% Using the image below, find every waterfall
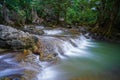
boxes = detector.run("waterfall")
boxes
[0,27,120,80]
[39,34,93,59]
[0,28,94,80]
[35,29,95,80]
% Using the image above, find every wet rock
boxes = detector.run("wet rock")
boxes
[39,53,58,62]
[66,25,72,28]
[10,40,25,49]
[79,26,89,34]
[17,52,41,80]
[0,25,38,49]
[32,36,39,43]
[69,29,80,34]
[23,25,44,35]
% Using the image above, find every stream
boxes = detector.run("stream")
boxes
[0,27,120,80]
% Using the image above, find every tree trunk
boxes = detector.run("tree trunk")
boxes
[32,8,43,24]
[2,1,14,25]
[92,0,120,39]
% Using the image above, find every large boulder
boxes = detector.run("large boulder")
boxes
[0,25,38,49]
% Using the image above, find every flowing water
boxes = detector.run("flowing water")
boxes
[0,27,120,80]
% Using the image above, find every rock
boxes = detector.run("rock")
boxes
[32,46,40,55]
[10,40,25,49]
[39,53,58,62]
[69,29,80,34]
[23,25,44,35]
[66,25,72,28]
[0,25,39,49]
[16,52,41,80]
[32,36,39,43]
[0,39,10,48]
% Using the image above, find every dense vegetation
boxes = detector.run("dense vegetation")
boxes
[0,0,97,25]
[0,0,120,40]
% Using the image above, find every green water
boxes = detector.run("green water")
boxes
[48,41,120,80]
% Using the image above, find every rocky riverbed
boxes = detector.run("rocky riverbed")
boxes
[0,25,120,80]
[0,24,81,79]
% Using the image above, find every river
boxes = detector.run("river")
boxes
[0,27,120,80]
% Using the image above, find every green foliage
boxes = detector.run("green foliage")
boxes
[0,0,119,29]
[0,0,99,25]
[66,0,98,24]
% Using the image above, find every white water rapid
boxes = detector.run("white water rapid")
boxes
[0,28,95,80]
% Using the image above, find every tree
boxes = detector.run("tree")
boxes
[93,0,120,38]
